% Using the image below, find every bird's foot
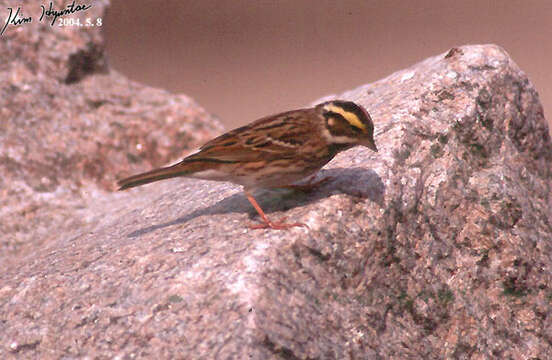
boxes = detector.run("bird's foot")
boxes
[248,216,308,230]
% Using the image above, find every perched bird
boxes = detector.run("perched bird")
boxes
[117,100,378,229]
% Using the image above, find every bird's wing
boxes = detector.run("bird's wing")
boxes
[186,109,316,163]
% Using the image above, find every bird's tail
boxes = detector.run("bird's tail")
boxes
[117,162,193,190]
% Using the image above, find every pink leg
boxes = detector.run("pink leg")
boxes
[245,191,307,230]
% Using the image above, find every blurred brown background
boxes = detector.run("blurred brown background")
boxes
[103,1,551,130]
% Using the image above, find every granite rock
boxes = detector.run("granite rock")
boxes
[0,0,223,258]
[1,25,551,360]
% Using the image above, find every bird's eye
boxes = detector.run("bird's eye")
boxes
[349,123,364,133]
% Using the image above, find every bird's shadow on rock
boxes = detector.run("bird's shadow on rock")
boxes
[127,167,384,237]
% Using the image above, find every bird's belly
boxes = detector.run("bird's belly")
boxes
[247,165,323,189]
[188,167,318,189]
[188,155,332,190]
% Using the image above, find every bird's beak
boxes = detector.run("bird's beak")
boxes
[361,138,378,152]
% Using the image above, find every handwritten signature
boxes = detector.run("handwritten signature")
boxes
[1,1,92,36]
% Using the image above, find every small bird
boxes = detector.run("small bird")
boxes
[117,100,378,229]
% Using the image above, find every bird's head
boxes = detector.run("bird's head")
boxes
[316,100,378,152]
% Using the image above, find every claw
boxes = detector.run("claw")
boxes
[248,216,308,230]
[244,192,309,230]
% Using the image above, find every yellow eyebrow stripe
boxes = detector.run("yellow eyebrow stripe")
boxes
[324,104,366,131]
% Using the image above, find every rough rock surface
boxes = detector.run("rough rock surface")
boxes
[1,15,551,359]
[0,0,223,258]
